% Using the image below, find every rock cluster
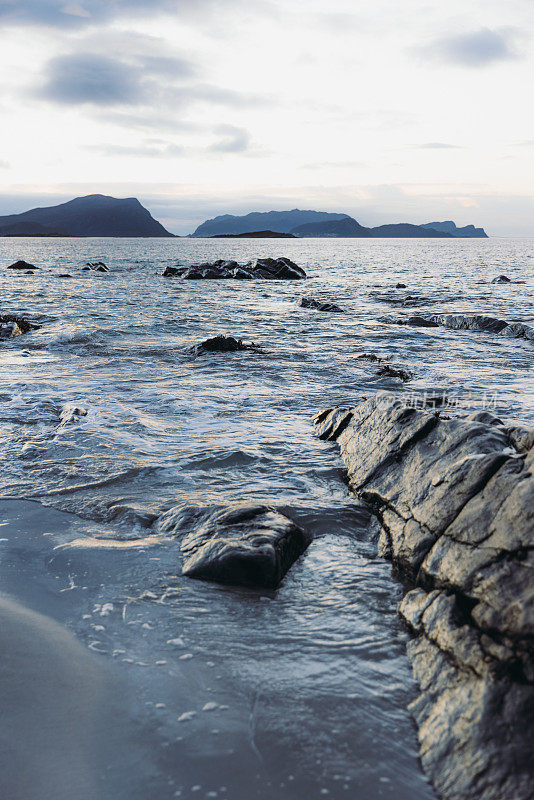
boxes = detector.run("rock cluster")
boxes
[300,297,344,313]
[162,257,306,280]
[155,503,311,589]
[314,397,533,800]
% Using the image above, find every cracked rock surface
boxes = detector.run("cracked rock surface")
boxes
[314,397,533,800]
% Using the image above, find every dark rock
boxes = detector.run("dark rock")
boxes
[428,314,534,341]
[57,273,72,278]
[314,398,534,800]
[162,257,306,281]
[491,275,511,283]
[155,503,311,588]
[396,283,406,288]
[300,297,344,313]
[7,260,39,270]
[25,271,34,275]
[0,314,40,337]
[376,365,413,381]
[87,262,109,272]
[82,266,92,271]
[384,315,440,327]
[190,335,263,356]
[356,353,383,362]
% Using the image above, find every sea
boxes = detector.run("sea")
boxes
[0,236,533,800]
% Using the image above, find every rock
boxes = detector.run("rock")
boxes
[384,313,534,340]
[376,365,413,381]
[58,405,88,427]
[82,266,92,271]
[396,283,407,288]
[491,275,511,283]
[7,260,39,270]
[190,335,263,356]
[155,503,312,589]
[0,314,40,338]
[162,257,306,280]
[382,315,440,328]
[314,397,534,800]
[356,352,383,362]
[57,273,72,278]
[25,270,34,275]
[86,262,109,272]
[300,297,344,313]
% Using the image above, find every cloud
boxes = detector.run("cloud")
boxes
[209,125,251,153]
[87,142,184,158]
[40,53,144,105]
[416,27,521,67]
[0,160,10,169]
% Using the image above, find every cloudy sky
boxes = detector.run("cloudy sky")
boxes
[0,0,533,234]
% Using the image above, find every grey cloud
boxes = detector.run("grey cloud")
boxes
[210,125,251,153]
[417,28,521,67]
[40,53,144,105]
[139,56,196,79]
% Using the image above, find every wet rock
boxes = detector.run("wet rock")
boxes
[86,262,109,272]
[314,397,534,800]
[25,270,34,275]
[300,297,344,313]
[156,503,311,589]
[384,313,534,340]
[356,352,383,362]
[376,365,413,381]
[57,274,72,278]
[0,314,40,338]
[7,260,39,270]
[386,315,440,328]
[162,257,306,280]
[396,283,407,288]
[190,335,263,356]
[58,404,88,427]
[491,275,511,283]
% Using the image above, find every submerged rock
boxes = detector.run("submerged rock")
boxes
[376,365,413,381]
[162,257,306,280]
[156,503,311,589]
[190,335,263,355]
[7,260,39,270]
[383,312,534,340]
[356,352,383,362]
[491,275,511,283]
[314,397,534,800]
[300,297,344,313]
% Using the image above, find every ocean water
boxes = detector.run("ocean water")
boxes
[1,236,533,800]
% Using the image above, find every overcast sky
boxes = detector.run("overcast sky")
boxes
[0,0,533,235]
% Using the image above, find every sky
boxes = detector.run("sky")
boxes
[0,0,533,235]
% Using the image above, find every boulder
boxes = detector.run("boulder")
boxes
[383,313,534,340]
[314,397,534,800]
[491,275,511,283]
[190,335,263,356]
[162,257,306,280]
[0,314,40,338]
[396,282,407,288]
[7,260,38,270]
[155,503,312,589]
[300,297,344,313]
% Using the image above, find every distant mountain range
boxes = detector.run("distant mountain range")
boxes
[0,195,173,237]
[193,210,488,238]
[0,196,488,239]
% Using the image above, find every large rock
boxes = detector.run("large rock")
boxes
[155,503,311,588]
[314,397,534,800]
[189,335,263,356]
[162,257,306,280]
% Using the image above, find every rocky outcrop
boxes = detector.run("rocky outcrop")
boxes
[300,297,344,313]
[86,262,109,272]
[314,397,533,800]
[384,313,534,340]
[155,503,311,588]
[0,314,40,339]
[7,260,39,270]
[162,257,306,280]
[189,335,263,356]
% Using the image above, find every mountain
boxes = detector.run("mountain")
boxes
[421,221,488,238]
[0,194,174,237]
[290,216,372,237]
[192,209,349,237]
[369,223,451,238]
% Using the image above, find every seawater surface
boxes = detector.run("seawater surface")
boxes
[1,237,533,800]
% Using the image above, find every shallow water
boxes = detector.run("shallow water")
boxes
[1,237,533,799]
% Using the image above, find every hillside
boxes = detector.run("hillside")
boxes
[421,221,488,238]
[290,216,371,237]
[0,194,174,237]
[193,209,349,237]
